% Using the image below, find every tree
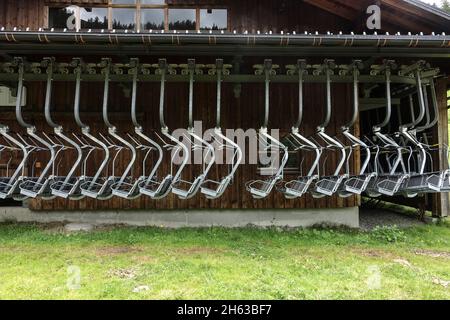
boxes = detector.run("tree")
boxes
[442,0,450,13]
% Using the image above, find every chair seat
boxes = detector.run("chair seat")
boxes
[284,176,317,198]
[341,174,376,195]
[80,178,117,200]
[19,178,52,199]
[172,176,204,199]
[0,179,15,199]
[139,175,173,199]
[111,180,141,199]
[247,177,280,199]
[312,175,346,197]
[50,178,81,199]
[398,172,445,195]
[376,174,409,196]
[201,178,231,199]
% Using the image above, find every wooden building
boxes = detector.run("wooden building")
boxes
[0,0,449,224]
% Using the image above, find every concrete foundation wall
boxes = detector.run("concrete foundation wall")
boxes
[0,207,359,228]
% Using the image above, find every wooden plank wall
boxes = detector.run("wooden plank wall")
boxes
[3,77,358,211]
[0,0,47,29]
[0,0,361,210]
[432,78,450,217]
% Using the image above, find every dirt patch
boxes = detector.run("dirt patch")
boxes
[360,208,424,231]
[432,277,450,288]
[413,249,450,259]
[393,258,413,268]
[96,246,143,256]
[174,247,227,255]
[350,248,396,259]
[131,255,156,264]
[108,268,138,279]
[39,222,67,234]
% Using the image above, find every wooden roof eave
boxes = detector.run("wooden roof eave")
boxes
[303,0,450,33]
[0,30,449,58]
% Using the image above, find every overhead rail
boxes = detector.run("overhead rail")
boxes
[246,59,289,199]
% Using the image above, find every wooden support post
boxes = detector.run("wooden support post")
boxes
[432,78,449,218]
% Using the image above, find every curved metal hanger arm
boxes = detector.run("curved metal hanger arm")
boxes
[294,59,307,129]
[263,59,272,129]
[72,59,88,129]
[417,78,438,132]
[401,67,426,130]
[372,60,396,132]
[130,58,140,129]
[216,59,223,129]
[101,58,114,129]
[43,57,59,129]
[317,59,335,130]
[158,59,168,130]
[15,59,33,129]
[342,61,362,130]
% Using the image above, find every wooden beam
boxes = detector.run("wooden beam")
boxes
[432,78,450,218]
[360,98,401,111]
[380,9,434,33]
[303,0,356,21]
[382,0,450,31]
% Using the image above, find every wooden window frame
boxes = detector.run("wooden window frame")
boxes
[47,1,229,32]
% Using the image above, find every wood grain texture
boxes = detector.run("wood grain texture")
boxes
[3,0,448,211]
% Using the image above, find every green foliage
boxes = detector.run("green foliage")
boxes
[371,225,407,243]
[441,0,450,12]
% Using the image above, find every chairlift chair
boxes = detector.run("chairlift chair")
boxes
[45,59,86,200]
[337,61,376,197]
[310,60,348,198]
[278,60,321,199]
[78,59,122,200]
[171,59,216,200]
[0,129,30,200]
[13,58,58,200]
[365,60,410,197]
[138,59,189,199]
[0,62,32,200]
[395,64,449,196]
[200,59,243,199]
[108,59,146,200]
[246,60,289,199]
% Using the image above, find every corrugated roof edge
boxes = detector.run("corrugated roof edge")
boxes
[404,0,450,20]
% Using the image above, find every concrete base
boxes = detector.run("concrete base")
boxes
[0,207,359,229]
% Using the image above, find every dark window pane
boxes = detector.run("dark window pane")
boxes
[112,0,136,4]
[168,9,196,30]
[141,9,165,30]
[200,9,227,30]
[80,8,108,30]
[141,0,165,4]
[48,6,77,30]
[112,8,136,30]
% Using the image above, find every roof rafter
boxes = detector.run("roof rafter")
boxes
[302,0,356,21]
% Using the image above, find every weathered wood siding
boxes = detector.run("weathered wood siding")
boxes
[0,0,384,211]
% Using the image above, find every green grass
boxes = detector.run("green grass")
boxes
[0,222,449,300]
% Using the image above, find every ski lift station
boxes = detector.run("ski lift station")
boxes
[0,0,449,228]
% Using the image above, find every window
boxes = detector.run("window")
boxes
[200,9,227,30]
[48,1,228,32]
[112,8,136,30]
[112,0,136,4]
[168,9,196,30]
[141,0,165,4]
[141,9,165,30]
[447,89,450,108]
[80,8,108,30]
[48,6,78,30]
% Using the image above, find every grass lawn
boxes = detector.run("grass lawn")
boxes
[0,221,449,300]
